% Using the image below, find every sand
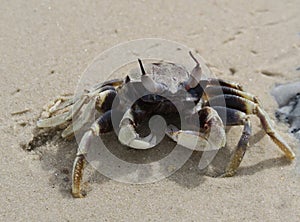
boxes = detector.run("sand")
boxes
[1,1,300,221]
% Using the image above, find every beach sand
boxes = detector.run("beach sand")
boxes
[1,1,300,221]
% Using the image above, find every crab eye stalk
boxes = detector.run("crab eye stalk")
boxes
[189,51,200,66]
[138,59,146,75]
[138,59,167,93]
[125,75,131,83]
[184,51,203,89]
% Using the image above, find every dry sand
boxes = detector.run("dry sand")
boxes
[1,1,300,221]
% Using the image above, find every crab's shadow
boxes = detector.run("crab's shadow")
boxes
[34,128,291,198]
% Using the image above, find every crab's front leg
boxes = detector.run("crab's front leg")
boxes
[166,107,226,152]
[72,111,113,198]
[72,83,120,198]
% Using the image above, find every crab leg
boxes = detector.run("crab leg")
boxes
[48,95,74,114]
[212,105,294,176]
[212,106,247,126]
[61,96,97,138]
[205,86,261,105]
[223,117,252,177]
[72,154,86,198]
[54,88,117,138]
[208,95,295,160]
[37,112,70,128]
[37,94,90,128]
[90,78,124,92]
[256,106,295,160]
[72,111,113,198]
[37,77,122,130]
[211,106,253,176]
[204,78,244,91]
[118,109,157,149]
[72,86,118,197]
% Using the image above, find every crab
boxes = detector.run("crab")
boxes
[34,52,295,198]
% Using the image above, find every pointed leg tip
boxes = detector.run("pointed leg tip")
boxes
[72,190,87,198]
[288,153,296,161]
[215,170,236,178]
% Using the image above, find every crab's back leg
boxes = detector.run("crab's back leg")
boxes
[90,78,124,92]
[203,78,244,91]
[37,78,122,130]
[208,95,295,160]
[205,85,261,105]
[211,106,252,176]
[256,106,295,160]
[224,116,252,177]
[72,110,113,198]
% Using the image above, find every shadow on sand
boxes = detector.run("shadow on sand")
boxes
[27,127,291,198]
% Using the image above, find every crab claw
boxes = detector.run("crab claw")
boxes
[138,59,167,93]
[118,109,158,149]
[166,107,226,151]
[166,125,210,151]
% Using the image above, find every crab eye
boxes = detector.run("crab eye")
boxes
[178,82,184,88]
